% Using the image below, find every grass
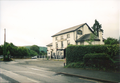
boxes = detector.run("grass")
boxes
[0,58,13,61]
[65,62,120,73]
[51,59,65,62]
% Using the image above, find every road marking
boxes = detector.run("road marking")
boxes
[28,67,55,74]
[0,76,9,83]
[14,70,54,79]
[0,68,40,83]
[27,78,40,83]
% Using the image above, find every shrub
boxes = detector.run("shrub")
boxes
[65,62,84,68]
[66,44,119,65]
[83,53,111,68]
[83,53,109,63]
[66,45,107,65]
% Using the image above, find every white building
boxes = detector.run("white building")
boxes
[47,23,104,59]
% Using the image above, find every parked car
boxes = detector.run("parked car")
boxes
[0,55,3,59]
[31,56,37,59]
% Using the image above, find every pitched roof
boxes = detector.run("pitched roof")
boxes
[46,43,52,46]
[52,23,93,37]
[75,33,100,42]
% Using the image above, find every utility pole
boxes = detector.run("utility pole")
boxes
[3,29,6,60]
[4,29,6,42]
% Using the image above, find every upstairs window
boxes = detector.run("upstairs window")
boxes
[61,36,63,39]
[56,42,58,48]
[77,30,82,35]
[56,37,57,40]
[67,34,70,38]
[61,41,63,48]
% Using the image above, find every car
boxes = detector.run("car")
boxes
[31,56,37,59]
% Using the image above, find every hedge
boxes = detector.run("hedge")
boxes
[66,44,119,65]
[83,53,113,68]
[83,53,109,63]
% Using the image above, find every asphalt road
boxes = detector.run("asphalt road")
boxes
[0,59,98,83]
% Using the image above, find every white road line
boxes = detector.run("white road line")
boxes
[0,76,9,83]
[15,71,53,79]
[28,67,55,74]
[27,78,41,83]
[0,68,40,83]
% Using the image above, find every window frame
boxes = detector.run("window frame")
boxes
[67,34,70,38]
[56,37,57,40]
[61,36,63,39]
[56,42,58,48]
[77,30,82,35]
[67,40,70,45]
[61,41,63,48]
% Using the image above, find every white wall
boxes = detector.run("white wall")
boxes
[47,46,52,56]
[51,24,104,56]
[52,31,76,55]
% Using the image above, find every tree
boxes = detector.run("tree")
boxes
[30,45,39,54]
[104,37,119,45]
[92,19,103,36]
[3,42,7,60]
[0,45,3,55]
[30,50,38,57]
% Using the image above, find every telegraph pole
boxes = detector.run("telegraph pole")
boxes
[4,29,6,42]
[3,29,6,60]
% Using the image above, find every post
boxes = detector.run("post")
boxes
[64,58,66,67]
[3,29,6,60]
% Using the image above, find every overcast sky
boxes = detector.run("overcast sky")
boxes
[0,0,119,47]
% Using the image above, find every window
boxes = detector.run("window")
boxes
[56,37,57,40]
[67,40,70,45]
[61,41,63,48]
[77,30,82,35]
[56,42,58,48]
[61,36,63,39]
[67,34,70,38]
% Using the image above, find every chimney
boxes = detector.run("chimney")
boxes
[99,29,103,44]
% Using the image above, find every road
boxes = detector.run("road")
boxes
[0,59,98,83]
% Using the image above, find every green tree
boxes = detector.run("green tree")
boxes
[3,42,7,60]
[104,37,119,45]
[0,45,3,55]
[92,19,103,36]
[17,47,30,58]
[30,45,39,54]
[30,50,38,57]
[6,43,18,58]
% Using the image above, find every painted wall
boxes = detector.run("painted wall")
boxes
[49,24,104,57]
[47,46,52,56]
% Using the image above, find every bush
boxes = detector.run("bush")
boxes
[104,37,119,45]
[65,62,84,68]
[83,53,112,68]
[83,53,109,63]
[66,44,119,65]
[66,45,107,65]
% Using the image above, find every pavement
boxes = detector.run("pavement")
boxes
[56,67,120,83]
[24,59,120,83]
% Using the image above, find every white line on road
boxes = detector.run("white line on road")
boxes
[27,67,56,74]
[27,78,41,83]
[0,68,40,83]
[14,71,53,79]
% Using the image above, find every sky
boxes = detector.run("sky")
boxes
[0,0,119,47]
